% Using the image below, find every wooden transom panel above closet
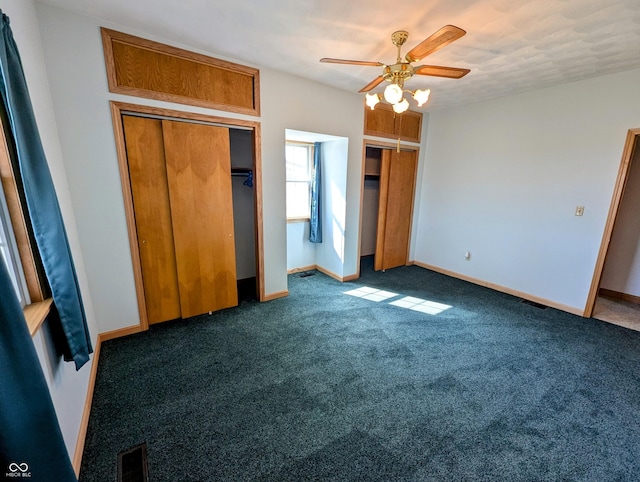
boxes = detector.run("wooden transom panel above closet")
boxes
[102,28,260,116]
[123,115,238,323]
[363,103,423,143]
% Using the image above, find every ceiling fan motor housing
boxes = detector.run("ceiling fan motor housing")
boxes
[385,30,414,86]
[383,63,414,86]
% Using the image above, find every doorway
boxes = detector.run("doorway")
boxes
[359,141,419,275]
[585,129,640,325]
[110,101,264,330]
[284,129,350,281]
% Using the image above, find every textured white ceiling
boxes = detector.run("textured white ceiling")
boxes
[36,0,640,111]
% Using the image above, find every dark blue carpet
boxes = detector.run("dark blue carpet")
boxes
[79,261,640,481]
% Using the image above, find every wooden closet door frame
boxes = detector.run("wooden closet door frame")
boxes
[110,101,265,330]
[356,139,420,278]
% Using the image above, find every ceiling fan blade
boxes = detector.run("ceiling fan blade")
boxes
[320,58,384,67]
[414,65,470,79]
[405,25,466,63]
[359,76,385,93]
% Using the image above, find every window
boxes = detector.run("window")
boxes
[0,188,30,307]
[0,110,47,312]
[285,142,314,220]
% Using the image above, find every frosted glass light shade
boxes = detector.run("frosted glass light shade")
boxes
[383,83,403,104]
[365,93,381,110]
[413,88,431,107]
[392,97,409,113]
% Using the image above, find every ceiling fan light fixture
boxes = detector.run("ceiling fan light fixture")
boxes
[383,83,403,104]
[365,93,381,110]
[320,26,469,113]
[413,88,431,107]
[392,97,410,114]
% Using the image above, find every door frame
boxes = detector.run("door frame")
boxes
[584,128,640,317]
[110,101,265,330]
[356,139,420,278]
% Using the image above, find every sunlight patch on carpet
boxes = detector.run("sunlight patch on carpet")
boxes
[390,296,451,315]
[344,287,451,315]
[343,286,398,302]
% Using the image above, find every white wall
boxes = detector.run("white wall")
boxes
[409,114,429,263]
[600,141,640,297]
[415,68,640,312]
[3,0,99,461]
[316,138,349,277]
[287,221,316,270]
[35,4,365,332]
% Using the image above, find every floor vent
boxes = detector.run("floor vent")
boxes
[118,443,149,482]
[299,271,316,278]
[520,299,548,310]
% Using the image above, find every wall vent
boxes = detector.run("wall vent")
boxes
[117,443,149,482]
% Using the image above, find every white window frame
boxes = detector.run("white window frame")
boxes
[285,141,314,221]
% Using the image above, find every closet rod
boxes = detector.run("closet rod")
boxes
[231,168,253,187]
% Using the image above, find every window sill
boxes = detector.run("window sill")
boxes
[287,217,310,224]
[24,298,53,337]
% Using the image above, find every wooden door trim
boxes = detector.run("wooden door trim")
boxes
[110,101,265,330]
[356,139,420,277]
[584,128,640,317]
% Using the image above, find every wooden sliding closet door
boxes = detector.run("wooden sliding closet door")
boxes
[375,148,418,271]
[162,120,238,317]
[123,115,238,324]
[124,115,181,324]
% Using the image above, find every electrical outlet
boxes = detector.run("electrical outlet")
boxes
[575,206,584,216]
[465,251,471,260]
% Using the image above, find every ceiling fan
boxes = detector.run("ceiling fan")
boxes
[320,26,470,111]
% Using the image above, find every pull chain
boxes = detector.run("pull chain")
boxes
[396,111,401,152]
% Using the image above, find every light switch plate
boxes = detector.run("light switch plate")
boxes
[575,206,584,216]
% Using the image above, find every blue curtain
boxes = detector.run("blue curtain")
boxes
[0,11,92,370]
[309,142,322,243]
[0,261,78,481]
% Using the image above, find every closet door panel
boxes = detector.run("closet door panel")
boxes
[162,120,238,317]
[123,115,181,324]
[382,149,417,269]
[376,149,417,270]
[374,149,391,271]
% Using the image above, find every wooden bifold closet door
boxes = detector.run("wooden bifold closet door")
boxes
[123,115,238,324]
[374,148,418,271]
